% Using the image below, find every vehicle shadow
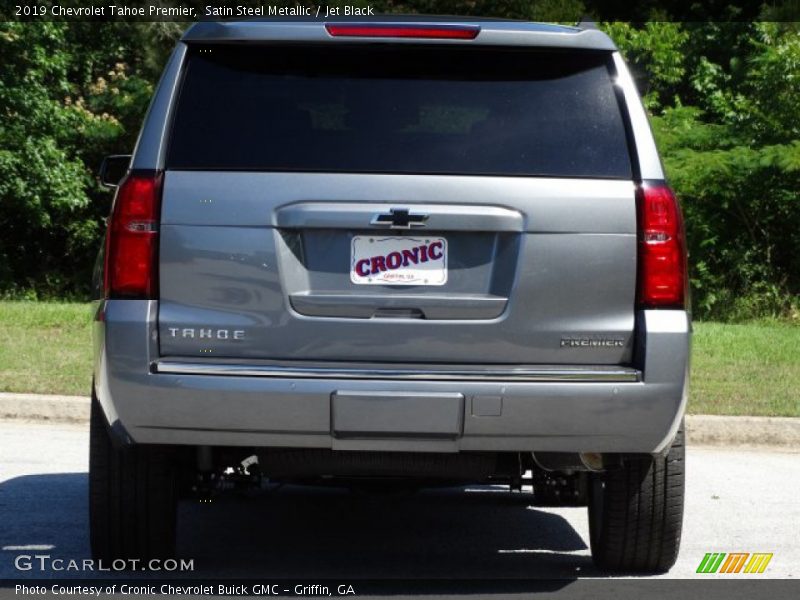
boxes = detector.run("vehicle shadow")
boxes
[0,473,599,585]
[182,484,594,580]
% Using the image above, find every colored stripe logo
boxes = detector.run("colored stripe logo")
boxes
[697,553,773,574]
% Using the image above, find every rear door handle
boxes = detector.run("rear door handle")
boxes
[289,292,508,320]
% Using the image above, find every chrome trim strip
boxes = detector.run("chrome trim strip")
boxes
[153,361,640,383]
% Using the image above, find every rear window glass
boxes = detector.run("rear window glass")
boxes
[167,45,632,178]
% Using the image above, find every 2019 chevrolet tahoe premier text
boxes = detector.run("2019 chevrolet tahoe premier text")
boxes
[90,18,689,573]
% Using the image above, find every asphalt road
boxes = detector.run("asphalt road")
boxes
[1,420,798,581]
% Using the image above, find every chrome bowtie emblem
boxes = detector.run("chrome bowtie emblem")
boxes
[370,208,429,230]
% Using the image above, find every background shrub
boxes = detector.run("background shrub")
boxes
[0,5,797,320]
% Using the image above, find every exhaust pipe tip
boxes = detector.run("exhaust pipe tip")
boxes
[531,451,604,472]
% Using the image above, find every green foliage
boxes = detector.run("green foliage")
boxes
[0,22,163,298]
[620,21,800,320]
[601,21,689,110]
[653,106,800,319]
[1,13,798,321]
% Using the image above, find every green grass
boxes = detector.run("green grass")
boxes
[0,301,93,396]
[689,321,800,417]
[0,301,798,416]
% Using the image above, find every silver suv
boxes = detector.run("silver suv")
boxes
[91,18,689,573]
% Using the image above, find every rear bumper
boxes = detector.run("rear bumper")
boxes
[93,301,689,454]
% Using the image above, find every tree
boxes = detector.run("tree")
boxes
[1,11,798,320]
[607,21,800,319]
[0,22,159,298]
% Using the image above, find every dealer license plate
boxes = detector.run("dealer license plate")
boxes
[350,236,447,286]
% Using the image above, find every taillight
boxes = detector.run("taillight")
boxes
[103,171,162,299]
[636,181,687,309]
[325,23,480,39]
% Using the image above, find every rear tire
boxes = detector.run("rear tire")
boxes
[89,392,178,562]
[588,422,685,573]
